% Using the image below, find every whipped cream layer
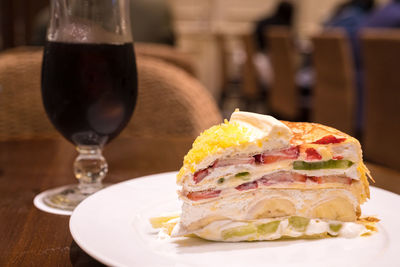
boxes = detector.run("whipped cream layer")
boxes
[186,218,369,242]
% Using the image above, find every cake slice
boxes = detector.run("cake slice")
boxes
[158,110,376,241]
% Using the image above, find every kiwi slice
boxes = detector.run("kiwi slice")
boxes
[293,160,354,170]
[221,224,257,240]
[288,216,310,232]
[257,221,280,235]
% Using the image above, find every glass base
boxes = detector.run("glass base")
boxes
[34,184,108,214]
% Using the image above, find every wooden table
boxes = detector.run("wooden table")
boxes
[0,136,193,266]
[0,136,399,266]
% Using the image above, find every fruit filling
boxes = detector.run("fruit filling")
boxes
[186,172,353,201]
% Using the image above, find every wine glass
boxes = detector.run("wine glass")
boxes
[38,0,137,212]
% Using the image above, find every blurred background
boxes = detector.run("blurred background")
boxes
[0,0,399,171]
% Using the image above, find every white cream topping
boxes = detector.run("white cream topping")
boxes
[230,111,292,143]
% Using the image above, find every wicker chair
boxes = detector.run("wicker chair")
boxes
[0,47,58,141]
[0,46,221,141]
[311,30,356,136]
[360,29,400,171]
[134,42,196,76]
[123,56,222,139]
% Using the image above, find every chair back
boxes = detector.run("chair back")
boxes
[134,43,196,76]
[0,47,59,141]
[267,26,298,119]
[311,30,356,135]
[240,33,259,100]
[0,47,221,141]
[360,29,400,171]
[123,56,222,139]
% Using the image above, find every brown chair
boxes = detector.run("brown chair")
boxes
[134,42,196,76]
[311,29,356,135]
[241,33,260,101]
[215,33,229,105]
[216,33,260,108]
[266,26,299,120]
[123,56,222,139]
[360,29,400,171]
[0,47,59,141]
[0,46,222,141]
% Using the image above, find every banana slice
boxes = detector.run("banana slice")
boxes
[311,197,356,221]
[248,198,296,219]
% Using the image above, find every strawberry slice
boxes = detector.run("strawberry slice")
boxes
[187,189,221,201]
[305,148,322,160]
[235,181,258,191]
[312,135,346,144]
[293,173,307,182]
[308,176,321,183]
[261,146,299,164]
[193,168,209,184]
[253,154,263,163]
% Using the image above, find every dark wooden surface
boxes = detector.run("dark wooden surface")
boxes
[0,136,399,266]
[0,136,193,266]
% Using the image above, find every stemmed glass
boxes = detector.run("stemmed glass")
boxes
[38,0,137,212]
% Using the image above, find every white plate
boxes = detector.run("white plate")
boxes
[70,172,400,267]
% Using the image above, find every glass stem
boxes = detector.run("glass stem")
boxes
[74,146,108,195]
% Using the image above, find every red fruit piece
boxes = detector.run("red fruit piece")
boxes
[333,155,343,160]
[293,173,307,182]
[308,176,322,183]
[193,168,209,184]
[305,148,322,160]
[312,135,346,144]
[235,181,258,191]
[253,154,263,163]
[261,146,299,164]
[187,189,221,201]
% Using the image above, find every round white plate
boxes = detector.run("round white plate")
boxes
[70,172,400,267]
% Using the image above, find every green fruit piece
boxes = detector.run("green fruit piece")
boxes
[235,172,249,177]
[293,160,354,170]
[217,178,225,184]
[222,224,257,240]
[329,223,343,232]
[235,172,250,180]
[288,216,310,232]
[257,221,280,235]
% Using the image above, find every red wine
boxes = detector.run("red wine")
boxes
[42,41,137,146]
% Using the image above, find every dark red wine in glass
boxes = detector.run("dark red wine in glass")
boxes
[36,0,137,213]
[42,42,137,146]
